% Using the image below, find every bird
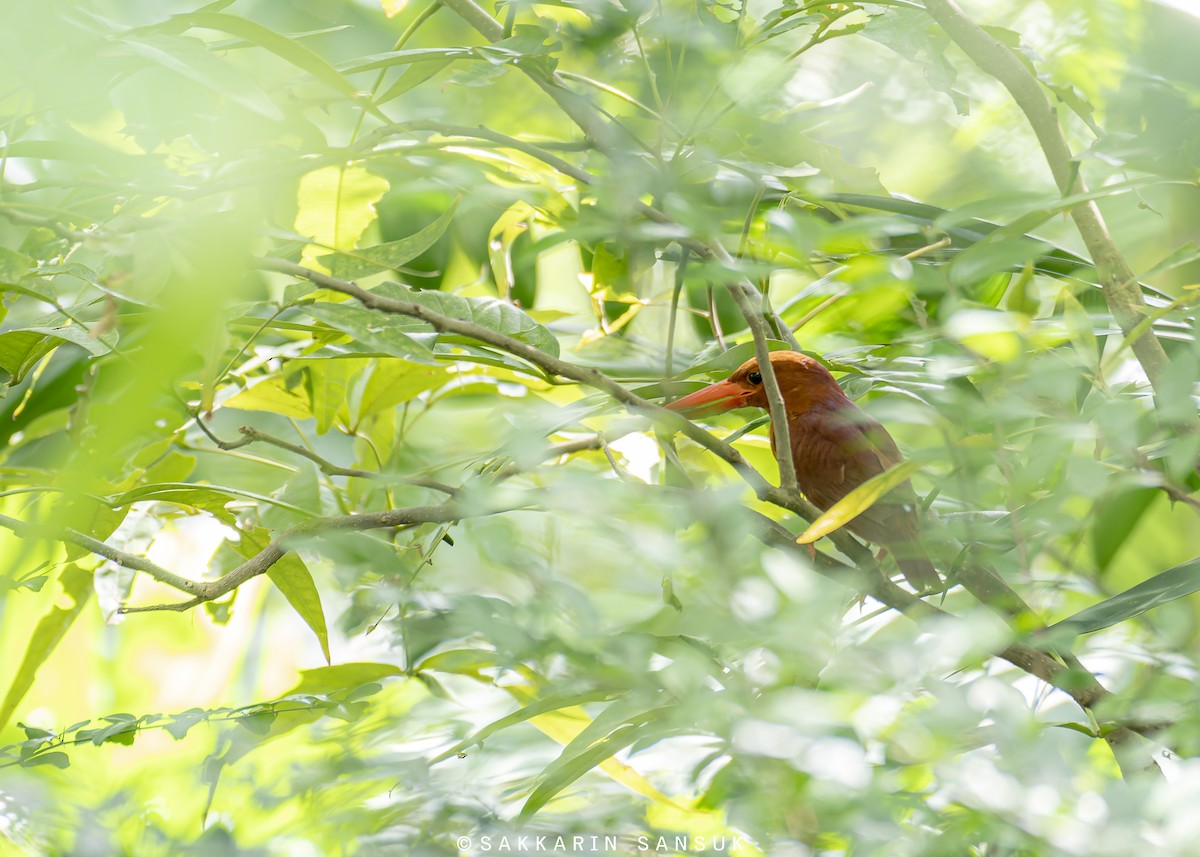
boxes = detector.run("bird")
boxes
[666,350,940,593]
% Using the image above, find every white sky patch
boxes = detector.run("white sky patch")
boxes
[607,432,661,483]
[145,513,236,579]
[1155,0,1200,19]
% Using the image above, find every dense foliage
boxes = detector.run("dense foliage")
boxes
[1,0,1199,854]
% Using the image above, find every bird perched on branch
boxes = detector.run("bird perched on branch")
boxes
[667,351,940,593]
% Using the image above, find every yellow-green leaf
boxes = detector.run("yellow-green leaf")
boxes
[796,459,923,545]
[0,565,93,731]
[296,165,390,266]
[224,376,312,420]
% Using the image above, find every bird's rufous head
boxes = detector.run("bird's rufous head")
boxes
[666,351,844,415]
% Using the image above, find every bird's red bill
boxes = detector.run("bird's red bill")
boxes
[666,379,751,413]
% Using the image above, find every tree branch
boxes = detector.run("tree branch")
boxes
[922,0,1189,424]
[0,513,206,596]
[215,425,458,495]
[118,500,502,613]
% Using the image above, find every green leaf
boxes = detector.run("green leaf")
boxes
[374,57,455,104]
[519,704,673,819]
[306,302,437,361]
[164,708,209,741]
[267,554,331,664]
[1092,487,1158,572]
[177,12,360,99]
[1047,555,1200,638]
[301,358,364,434]
[285,662,404,696]
[317,201,458,280]
[111,483,315,520]
[357,359,449,425]
[429,691,617,764]
[0,565,93,731]
[377,282,561,358]
[338,47,476,75]
[1060,289,1099,372]
[296,165,390,255]
[0,326,115,386]
[230,527,329,662]
[120,33,284,120]
[948,236,1052,287]
[796,459,924,545]
[223,376,313,420]
[20,751,70,769]
[0,246,33,283]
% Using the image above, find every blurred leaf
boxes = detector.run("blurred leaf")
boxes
[177,12,360,98]
[357,359,449,425]
[1092,487,1159,573]
[796,459,923,545]
[0,246,34,283]
[223,376,313,420]
[296,165,390,256]
[19,751,70,769]
[120,33,285,120]
[949,237,1052,287]
[519,702,676,819]
[0,327,115,386]
[429,690,617,764]
[0,565,92,731]
[1047,554,1200,637]
[286,662,404,696]
[303,358,362,434]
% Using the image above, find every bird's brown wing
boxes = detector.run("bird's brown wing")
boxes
[790,405,920,546]
[790,404,939,591]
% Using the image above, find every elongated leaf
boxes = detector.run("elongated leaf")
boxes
[235,528,329,663]
[357,360,449,425]
[111,483,316,520]
[0,326,116,385]
[1047,555,1200,637]
[519,703,675,819]
[223,375,313,419]
[375,57,455,104]
[1092,487,1158,572]
[338,47,476,74]
[121,34,284,120]
[317,201,458,279]
[286,662,404,696]
[796,459,924,545]
[268,556,330,663]
[0,565,93,731]
[429,691,618,764]
[178,12,359,98]
[948,236,1051,287]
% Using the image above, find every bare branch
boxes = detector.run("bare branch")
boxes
[0,514,205,596]
[225,426,459,495]
[118,501,506,613]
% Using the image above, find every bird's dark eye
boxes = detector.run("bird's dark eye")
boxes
[747,371,762,385]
